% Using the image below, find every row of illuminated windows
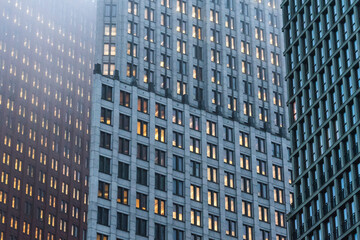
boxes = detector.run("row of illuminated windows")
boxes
[97,203,286,236]
[124,20,280,48]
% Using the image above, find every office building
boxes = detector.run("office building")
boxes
[283,0,360,239]
[0,0,95,239]
[89,0,293,239]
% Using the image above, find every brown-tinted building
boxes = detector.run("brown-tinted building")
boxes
[0,0,95,239]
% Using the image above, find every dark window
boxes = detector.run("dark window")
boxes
[100,131,111,149]
[136,218,147,236]
[155,149,166,166]
[137,168,148,185]
[155,173,166,191]
[118,162,129,180]
[118,137,130,155]
[258,182,268,199]
[173,179,184,196]
[272,142,282,158]
[101,84,113,102]
[155,223,166,240]
[173,229,184,240]
[117,212,128,231]
[172,132,184,148]
[119,114,130,131]
[97,207,109,226]
[173,155,184,172]
[137,143,148,161]
[120,91,131,107]
[256,137,266,153]
[191,161,201,177]
[172,109,183,125]
[99,156,110,174]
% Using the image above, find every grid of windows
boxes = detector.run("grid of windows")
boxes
[89,0,292,239]
[284,0,360,239]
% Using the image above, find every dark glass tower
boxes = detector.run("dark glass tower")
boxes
[283,0,360,239]
[0,0,95,239]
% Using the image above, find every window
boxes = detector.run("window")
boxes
[117,187,128,205]
[155,126,166,142]
[98,181,110,200]
[155,149,166,167]
[117,212,128,231]
[190,209,201,226]
[243,225,253,240]
[239,131,249,148]
[191,161,201,177]
[273,165,283,181]
[101,84,113,102]
[207,143,217,159]
[275,211,285,227]
[137,144,148,161]
[208,214,219,231]
[173,179,184,196]
[240,154,251,170]
[257,160,267,176]
[172,132,184,148]
[190,115,200,131]
[208,190,218,207]
[118,137,130,155]
[154,199,166,216]
[120,91,130,107]
[99,156,110,174]
[100,108,112,125]
[97,233,108,240]
[173,155,184,172]
[256,137,266,153]
[225,195,236,212]
[190,137,201,154]
[137,120,148,137]
[136,168,148,186]
[155,103,166,119]
[172,109,183,125]
[97,207,109,226]
[137,97,148,113]
[118,162,129,180]
[206,121,216,136]
[242,200,252,217]
[100,132,111,149]
[272,143,282,158]
[258,205,269,222]
[241,177,251,193]
[173,229,184,240]
[224,172,234,188]
[261,230,270,240]
[258,182,268,199]
[276,235,286,240]
[207,166,218,183]
[243,101,253,116]
[224,126,233,142]
[189,185,201,202]
[136,192,148,211]
[224,149,234,165]
[119,114,130,131]
[155,173,166,191]
[173,204,184,221]
[192,234,202,240]
[155,223,166,240]
[136,218,147,236]
[226,220,236,237]
[274,188,284,204]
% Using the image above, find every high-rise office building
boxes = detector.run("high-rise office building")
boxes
[283,0,360,239]
[0,0,95,239]
[89,0,292,239]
